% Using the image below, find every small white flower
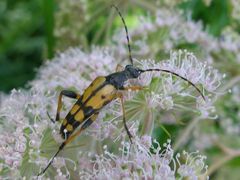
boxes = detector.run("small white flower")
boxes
[160,96,174,110]
[53,157,66,169]
[14,140,26,153]
[176,150,208,179]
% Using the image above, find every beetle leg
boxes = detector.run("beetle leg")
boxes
[49,90,81,123]
[116,93,133,144]
[38,112,98,176]
[115,64,124,72]
[124,86,144,91]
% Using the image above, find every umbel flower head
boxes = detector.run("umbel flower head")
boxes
[0,47,219,179]
[79,136,208,180]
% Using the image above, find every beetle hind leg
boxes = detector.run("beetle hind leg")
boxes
[47,111,55,123]
[47,90,81,123]
[38,112,99,176]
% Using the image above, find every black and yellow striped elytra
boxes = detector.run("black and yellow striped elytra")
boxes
[59,65,143,139]
[60,76,116,139]
[60,65,145,137]
[37,5,206,177]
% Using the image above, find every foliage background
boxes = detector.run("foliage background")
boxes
[0,0,234,92]
[0,0,240,179]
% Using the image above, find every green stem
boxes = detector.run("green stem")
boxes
[207,154,239,177]
[140,109,153,136]
[173,117,201,151]
[92,15,109,44]
[43,0,55,59]
[220,75,240,92]
[212,75,240,104]
[105,10,115,44]
[205,141,240,177]
[131,0,157,12]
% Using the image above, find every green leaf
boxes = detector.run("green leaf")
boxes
[43,0,55,59]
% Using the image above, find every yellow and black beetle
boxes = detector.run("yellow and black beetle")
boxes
[37,5,205,176]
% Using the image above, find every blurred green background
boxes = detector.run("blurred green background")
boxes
[0,0,233,92]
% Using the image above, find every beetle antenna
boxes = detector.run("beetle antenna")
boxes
[143,68,206,101]
[112,5,133,65]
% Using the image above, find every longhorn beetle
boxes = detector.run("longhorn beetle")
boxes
[37,5,205,176]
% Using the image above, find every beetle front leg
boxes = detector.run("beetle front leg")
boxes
[116,93,133,144]
[124,86,144,91]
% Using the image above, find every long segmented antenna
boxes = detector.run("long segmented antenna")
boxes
[112,5,133,65]
[142,68,206,101]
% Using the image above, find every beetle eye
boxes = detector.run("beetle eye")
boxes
[137,69,143,74]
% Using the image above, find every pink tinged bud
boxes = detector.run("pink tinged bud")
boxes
[144,163,153,177]
[5,157,13,166]
[15,141,26,153]
[13,160,21,168]
[6,135,15,144]
[54,172,68,180]
[178,165,195,177]
[140,135,152,148]
[158,164,173,177]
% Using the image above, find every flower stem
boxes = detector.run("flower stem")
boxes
[206,154,237,177]
[173,117,201,151]
[132,0,158,12]
[205,140,240,177]
[140,109,153,136]
[221,76,240,91]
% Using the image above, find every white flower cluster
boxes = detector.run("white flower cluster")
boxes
[114,7,240,71]
[0,90,29,170]
[30,47,115,93]
[156,10,217,52]
[220,27,240,55]
[0,48,116,179]
[79,136,208,180]
[0,46,218,179]
[231,0,240,21]
[113,8,218,59]
[136,50,222,119]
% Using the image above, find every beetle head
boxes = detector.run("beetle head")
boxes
[125,65,143,79]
